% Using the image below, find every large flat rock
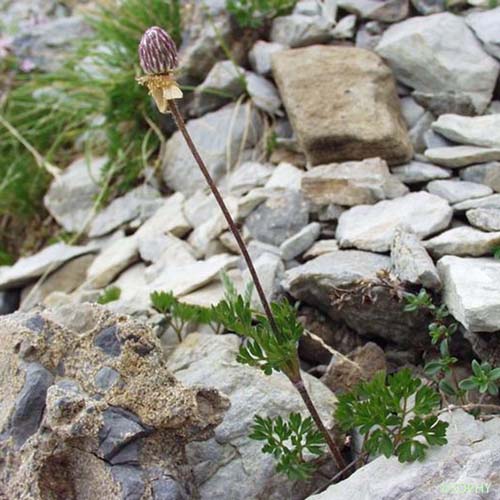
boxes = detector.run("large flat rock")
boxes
[272,46,412,166]
[336,192,452,252]
[437,256,500,332]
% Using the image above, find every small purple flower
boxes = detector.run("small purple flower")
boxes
[139,26,178,75]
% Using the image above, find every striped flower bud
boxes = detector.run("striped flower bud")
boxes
[139,26,178,75]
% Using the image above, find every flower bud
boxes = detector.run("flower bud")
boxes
[139,26,178,75]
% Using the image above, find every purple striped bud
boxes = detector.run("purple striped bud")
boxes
[139,26,178,75]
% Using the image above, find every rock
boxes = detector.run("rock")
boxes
[462,328,500,367]
[0,290,20,315]
[410,0,446,14]
[228,161,272,195]
[338,0,409,22]
[391,227,441,289]
[249,41,286,76]
[466,7,500,60]
[148,254,239,297]
[167,333,338,499]
[0,243,97,290]
[375,13,499,114]
[391,161,451,184]
[409,111,435,153]
[44,156,107,233]
[355,20,383,50]
[0,305,229,498]
[321,342,387,394]
[88,185,161,238]
[270,14,332,48]
[318,204,345,222]
[466,208,500,232]
[138,232,196,264]
[293,0,323,15]
[12,16,93,72]
[438,256,500,332]
[426,179,493,204]
[460,162,500,192]
[412,91,477,117]
[283,250,430,346]
[453,194,500,212]
[331,14,357,39]
[280,223,321,261]
[245,72,282,114]
[304,240,340,259]
[272,46,412,166]
[432,114,500,148]
[301,158,408,206]
[310,410,500,500]
[400,96,426,129]
[162,103,262,195]
[193,60,246,115]
[21,254,95,311]
[423,129,454,150]
[265,162,304,191]
[424,227,500,258]
[337,192,452,252]
[425,146,500,168]
[245,190,309,246]
[86,236,139,288]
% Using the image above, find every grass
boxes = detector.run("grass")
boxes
[0,0,182,257]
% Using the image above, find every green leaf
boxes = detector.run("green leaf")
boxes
[97,286,121,305]
[471,359,482,377]
[439,379,456,397]
[424,360,443,377]
[490,367,500,381]
[458,377,478,391]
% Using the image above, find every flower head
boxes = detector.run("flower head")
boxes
[137,26,182,113]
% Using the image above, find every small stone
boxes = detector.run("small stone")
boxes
[426,179,493,204]
[424,226,500,258]
[318,204,345,222]
[466,7,500,60]
[245,72,281,114]
[432,114,500,149]
[94,325,122,357]
[391,226,441,289]
[228,162,272,196]
[400,96,425,129]
[270,14,332,48]
[425,146,500,168]
[423,129,453,150]
[301,158,408,206]
[410,0,445,14]
[460,162,500,192]
[336,192,452,252]
[303,240,339,259]
[10,362,54,447]
[338,0,409,22]
[94,367,121,391]
[453,193,500,212]
[391,161,451,184]
[265,162,304,191]
[280,222,321,261]
[409,111,435,153]
[466,208,500,232]
[86,236,139,289]
[245,190,309,246]
[331,14,356,39]
[438,256,500,332]
[249,41,286,76]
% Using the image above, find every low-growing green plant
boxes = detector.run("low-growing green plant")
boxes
[97,286,122,305]
[335,369,448,463]
[227,0,296,28]
[459,360,500,397]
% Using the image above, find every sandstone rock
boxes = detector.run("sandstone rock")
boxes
[280,222,321,260]
[376,13,499,114]
[302,158,408,206]
[466,208,500,232]
[391,227,441,289]
[310,410,500,500]
[438,256,500,332]
[432,114,500,148]
[270,14,333,48]
[283,250,430,346]
[321,342,387,394]
[460,162,500,192]
[426,179,493,204]
[466,7,500,60]
[245,190,309,246]
[86,236,139,288]
[336,192,452,252]
[44,156,107,233]
[0,305,229,498]
[167,333,337,500]
[425,146,500,168]
[338,0,409,22]
[162,103,262,195]
[424,227,500,258]
[391,161,451,184]
[249,41,286,76]
[272,46,412,166]
[88,185,161,238]
[0,243,97,290]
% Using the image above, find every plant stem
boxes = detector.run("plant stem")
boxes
[168,100,279,336]
[167,99,346,472]
[293,376,346,471]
